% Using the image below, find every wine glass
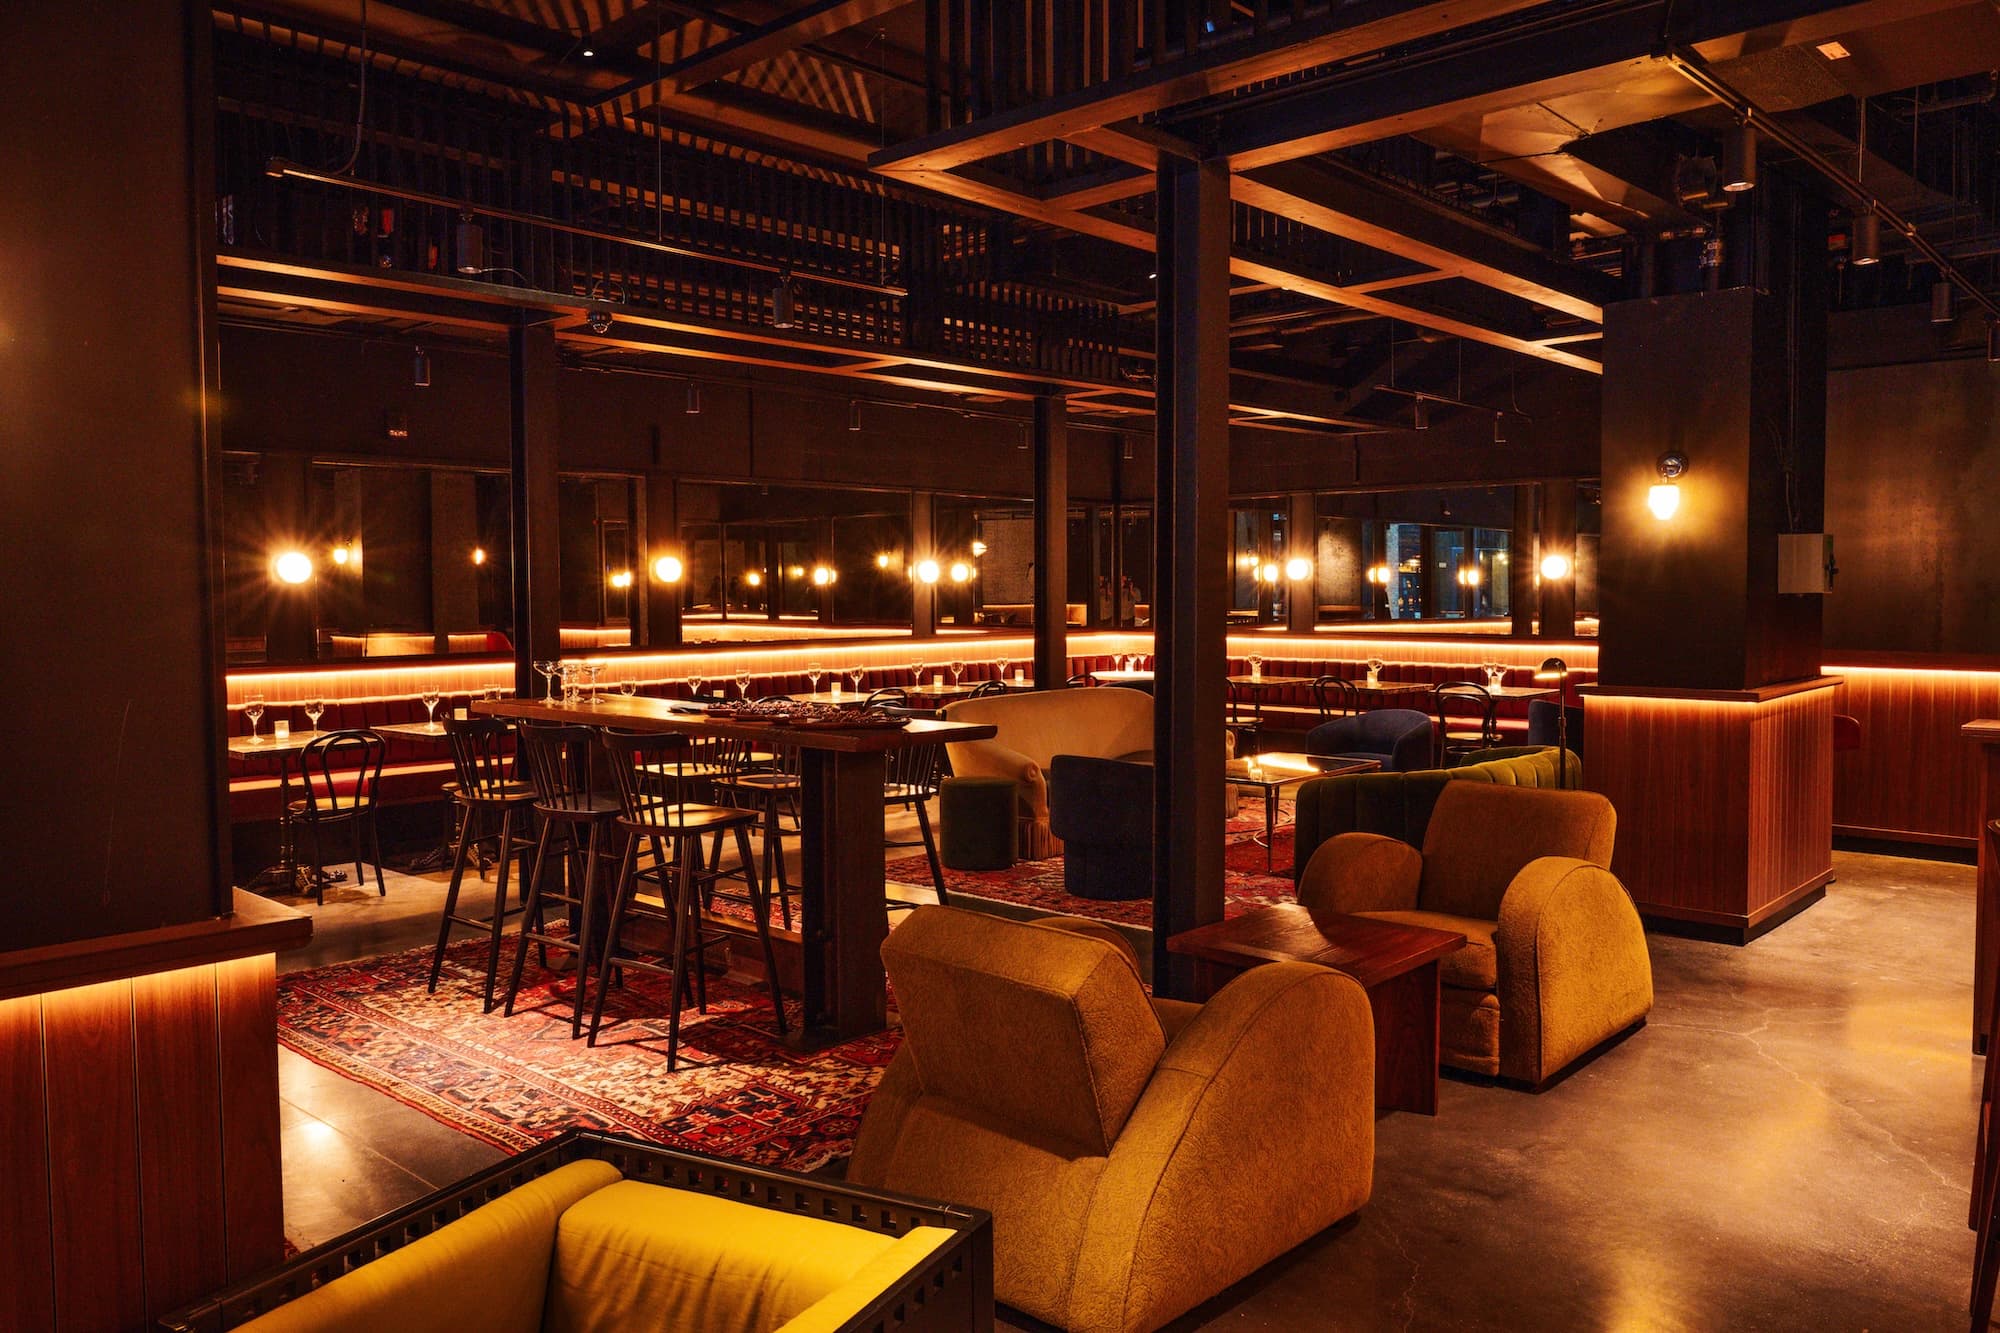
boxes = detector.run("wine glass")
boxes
[583,662,602,704]
[994,657,1009,685]
[421,688,441,729]
[806,661,824,694]
[534,659,558,703]
[303,696,324,734]
[848,665,865,693]
[909,657,926,685]
[688,671,706,700]
[618,678,636,697]
[949,659,966,686]
[735,669,752,700]
[244,694,265,743]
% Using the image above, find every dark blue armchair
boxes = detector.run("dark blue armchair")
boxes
[1047,754,1153,900]
[1527,699,1585,758]
[1304,708,1435,773]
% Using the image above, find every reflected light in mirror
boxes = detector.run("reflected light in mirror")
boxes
[330,544,353,567]
[608,569,634,589]
[652,554,684,583]
[1257,561,1280,583]
[875,552,894,569]
[744,570,764,587]
[273,550,314,584]
[948,561,973,584]
[811,564,837,586]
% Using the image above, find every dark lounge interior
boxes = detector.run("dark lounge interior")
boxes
[9,2,2000,1330]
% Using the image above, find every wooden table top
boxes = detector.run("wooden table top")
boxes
[474,696,996,752]
[1167,902,1465,989]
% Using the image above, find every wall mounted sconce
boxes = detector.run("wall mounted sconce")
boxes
[607,569,634,590]
[811,564,837,587]
[273,550,315,585]
[652,554,684,583]
[472,547,487,566]
[1539,552,1573,581]
[744,570,764,587]
[948,561,973,584]
[330,543,354,567]
[1455,565,1482,588]
[1284,556,1313,582]
[1649,450,1689,521]
[913,559,940,585]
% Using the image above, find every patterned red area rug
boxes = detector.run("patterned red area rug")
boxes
[278,938,896,1172]
[886,812,1299,928]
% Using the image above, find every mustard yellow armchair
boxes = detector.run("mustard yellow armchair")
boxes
[942,688,1153,858]
[1297,781,1652,1086]
[848,907,1375,1333]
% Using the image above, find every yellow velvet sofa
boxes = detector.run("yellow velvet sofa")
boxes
[942,687,1153,858]
[1297,781,1653,1086]
[161,1132,992,1333]
[848,907,1375,1333]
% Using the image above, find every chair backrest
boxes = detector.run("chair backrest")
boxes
[601,729,694,822]
[444,716,516,799]
[968,679,1008,698]
[297,730,385,814]
[519,723,600,813]
[1418,782,1617,921]
[885,739,946,797]
[943,687,1153,771]
[865,686,908,709]
[1312,675,1362,719]
[880,906,1163,1156]
[1305,708,1433,770]
[1526,698,1585,755]
[1434,681,1496,738]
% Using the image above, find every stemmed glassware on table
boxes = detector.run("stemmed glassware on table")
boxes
[534,659,559,703]
[806,661,824,694]
[421,688,442,729]
[735,669,752,700]
[910,657,927,687]
[848,666,866,694]
[244,693,266,744]
[687,672,706,701]
[583,662,603,704]
[994,657,1010,686]
[1483,659,1505,689]
[617,679,636,697]
[304,696,324,734]
[949,659,966,686]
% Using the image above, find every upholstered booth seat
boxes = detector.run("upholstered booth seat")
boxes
[848,907,1375,1333]
[1297,782,1652,1086]
[181,1134,989,1333]
[1290,745,1581,879]
[942,687,1153,858]
[1304,707,1435,772]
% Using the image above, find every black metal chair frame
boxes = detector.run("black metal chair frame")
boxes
[883,736,950,908]
[1312,675,1364,720]
[502,723,621,1038]
[591,730,785,1066]
[1434,680,1502,765]
[709,729,803,932]
[428,716,538,1013]
[967,679,1008,698]
[289,729,388,905]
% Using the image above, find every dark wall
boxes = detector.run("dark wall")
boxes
[1,0,228,946]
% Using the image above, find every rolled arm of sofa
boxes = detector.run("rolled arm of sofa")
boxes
[1296,832,1423,916]
[1065,963,1374,1333]
[946,738,1049,842]
[1494,856,1654,1085]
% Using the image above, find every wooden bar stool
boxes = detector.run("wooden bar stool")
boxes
[501,723,621,1037]
[712,726,803,931]
[427,716,537,1012]
[290,729,388,905]
[589,730,786,1065]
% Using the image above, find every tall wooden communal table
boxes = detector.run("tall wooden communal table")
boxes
[1965,720,2000,1053]
[475,697,996,1045]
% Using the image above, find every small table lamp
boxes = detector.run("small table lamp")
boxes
[1533,656,1571,786]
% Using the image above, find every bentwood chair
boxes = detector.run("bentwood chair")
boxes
[429,716,539,1012]
[967,679,1008,698]
[865,686,909,709]
[1434,681,1501,766]
[290,729,388,905]
[591,730,785,1064]
[1312,675,1364,721]
[502,724,621,1037]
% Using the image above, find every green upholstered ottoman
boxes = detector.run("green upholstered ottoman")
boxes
[941,776,1017,871]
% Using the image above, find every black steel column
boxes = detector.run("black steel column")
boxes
[643,473,682,647]
[1151,154,1232,996]
[1033,394,1069,685]
[1539,481,1578,638]
[1286,491,1317,634]
[910,491,937,637]
[1511,484,1538,636]
[509,319,561,695]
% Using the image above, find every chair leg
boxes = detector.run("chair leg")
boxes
[482,808,516,1014]
[738,823,787,1037]
[303,821,323,907]
[428,803,476,994]
[571,820,601,1041]
[914,797,948,906]
[367,813,386,895]
[503,817,559,1018]
[664,846,698,1072]
[587,835,639,1047]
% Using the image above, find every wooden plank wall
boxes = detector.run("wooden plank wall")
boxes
[0,955,283,1331]
[1828,662,2000,847]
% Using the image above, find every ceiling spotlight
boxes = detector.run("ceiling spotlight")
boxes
[1932,280,1955,325]
[1988,320,1999,364]
[273,550,314,585]
[454,214,484,274]
[1493,415,1507,444]
[686,382,701,415]
[1852,210,1881,266]
[652,554,684,584]
[1721,122,1757,193]
[412,345,431,387]
[771,274,797,328]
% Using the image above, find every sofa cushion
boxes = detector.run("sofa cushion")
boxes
[1356,910,1497,990]
[772,1227,957,1333]
[1418,783,1616,922]
[239,1159,619,1333]
[881,906,1164,1156]
[543,1180,901,1333]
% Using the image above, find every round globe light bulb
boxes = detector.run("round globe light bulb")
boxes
[1284,556,1312,582]
[914,559,940,585]
[1539,553,1573,581]
[273,551,314,584]
[652,554,684,583]
[1648,483,1682,521]
[948,561,973,584]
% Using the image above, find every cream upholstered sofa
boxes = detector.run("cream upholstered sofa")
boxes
[1297,781,1652,1086]
[848,907,1374,1333]
[942,687,1152,858]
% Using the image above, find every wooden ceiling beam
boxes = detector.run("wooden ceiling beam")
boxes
[643,0,917,94]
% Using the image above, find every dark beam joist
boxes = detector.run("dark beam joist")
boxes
[1032,396,1069,688]
[1234,160,1617,322]
[647,0,914,93]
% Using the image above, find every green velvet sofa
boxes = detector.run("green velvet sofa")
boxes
[1291,746,1582,880]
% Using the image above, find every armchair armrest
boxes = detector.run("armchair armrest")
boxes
[1495,857,1654,1085]
[1296,832,1423,915]
[945,739,1046,816]
[1067,963,1374,1333]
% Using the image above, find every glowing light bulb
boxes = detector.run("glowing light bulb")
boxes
[745,571,763,587]
[472,547,486,566]
[273,551,314,584]
[1284,556,1312,582]
[608,569,634,589]
[330,544,352,567]
[913,559,940,584]
[948,561,973,584]
[1539,553,1573,581]
[653,554,684,583]
[1648,483,1682,521]
[811,564,836,587]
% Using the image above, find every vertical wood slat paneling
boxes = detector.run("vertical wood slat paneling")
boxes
[1830,665,2000,844]
[218,954,286,1282]
[1748,689,1836,916]
[42,979,146,1332]
[136,965,229,1314]
[0,994,56,1333]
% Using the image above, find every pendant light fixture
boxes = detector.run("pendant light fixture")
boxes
[771,274,797,328]
[1721,121,1758,193]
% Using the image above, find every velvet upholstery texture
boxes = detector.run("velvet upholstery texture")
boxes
[1303,708,1435,772]
[943,688,1153,858]
[1048,755,1155,900]
[848,907,1375,1333]
[1296,783,1651,1085]
[1290,745,1582,880]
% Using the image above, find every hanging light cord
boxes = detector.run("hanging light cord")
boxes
[331,0,369,176]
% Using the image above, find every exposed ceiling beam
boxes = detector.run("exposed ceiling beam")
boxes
[642,0,915,95]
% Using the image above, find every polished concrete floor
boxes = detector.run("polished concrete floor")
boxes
[271,846,1981,1330]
